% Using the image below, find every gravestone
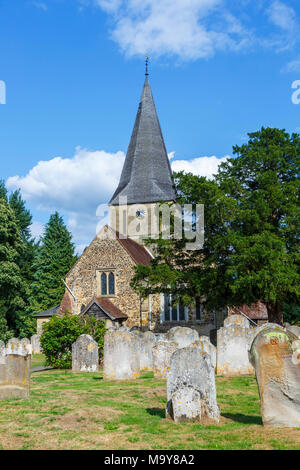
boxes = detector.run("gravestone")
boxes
[103,330,140,380]
[72,334,99,372]
[197,336,217,368]
[31,335,41,355]
[249,326,300,427]
[135,331,157,371]
[286,325,300,339]
[166,327,199,349]
[217,314,253,376]
[152,341,178,378]
[166,343,220,423]
[0,339,31,400]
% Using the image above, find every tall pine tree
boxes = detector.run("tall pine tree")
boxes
[29,212,76,314]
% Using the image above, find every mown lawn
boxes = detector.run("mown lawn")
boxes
[0,356,299,450]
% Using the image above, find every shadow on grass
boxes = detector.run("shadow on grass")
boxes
[92,376,103,381]
[222,412,262,425]
[146,408,166,419]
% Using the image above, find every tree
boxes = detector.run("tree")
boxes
[40,312,106,369]
[0,198,27,339]
[132,128,300,325]
[29,212,77,314]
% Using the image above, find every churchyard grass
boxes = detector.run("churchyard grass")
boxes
[0,358,299,450]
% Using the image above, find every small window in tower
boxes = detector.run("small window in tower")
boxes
[101,272,107,296]
[108,272,115,295]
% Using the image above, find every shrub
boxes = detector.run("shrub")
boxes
[40,311,106,369]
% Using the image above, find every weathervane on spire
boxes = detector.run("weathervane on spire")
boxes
[145,56,149,76]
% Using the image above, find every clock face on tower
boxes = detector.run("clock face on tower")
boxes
[136,209,146,219]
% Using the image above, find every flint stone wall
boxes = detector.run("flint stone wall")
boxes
[0,338,31,400]
[166,327,199,349]
[152,341,178,378]
[103,330,140,380]
[166,343,220,423]
[250,326,300,427]
[72,334,99,372]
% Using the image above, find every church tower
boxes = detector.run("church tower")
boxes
[109,64,177,242]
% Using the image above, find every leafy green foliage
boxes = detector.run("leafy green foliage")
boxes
[132,128,300,324]
[40,312,106,369]
[29,212,77,315]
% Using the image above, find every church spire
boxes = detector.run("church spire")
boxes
[109,69,176,206]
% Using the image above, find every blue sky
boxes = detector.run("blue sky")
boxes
[0,0,300,251]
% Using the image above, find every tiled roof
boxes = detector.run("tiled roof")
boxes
[109,76,176,206]
[81,297,128,321]
[33,305,59,318]
[229,301,268,320]
[116,231,152,266]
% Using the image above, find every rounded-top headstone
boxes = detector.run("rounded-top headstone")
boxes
[249,326,300,427]
[72,334,99,373]
[166,327,199,349]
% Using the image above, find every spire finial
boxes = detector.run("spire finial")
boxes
[145,56,149,76]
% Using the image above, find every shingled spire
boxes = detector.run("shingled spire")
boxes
[109,74,176,206]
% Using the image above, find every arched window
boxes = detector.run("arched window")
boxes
[108,272,115,295]
[101,272,107,295]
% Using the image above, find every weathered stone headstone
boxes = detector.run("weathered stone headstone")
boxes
[103,330,140,380]
[166,326,199,349]
[217,314,253,376]
[249,326,300,427]
[197,336,217,368]
[166,343,220,423]
[31,335,41,355]
[135,331,157,371]
[0,339,31,400]
[152,341,178,378]
[286,325,300,339]
[72,334,99,372]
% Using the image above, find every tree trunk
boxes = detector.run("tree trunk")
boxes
[266,302,283,326]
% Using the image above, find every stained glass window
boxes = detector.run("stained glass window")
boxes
[108,272,115,295]
[101,272,107,295]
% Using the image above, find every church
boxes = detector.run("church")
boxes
[35,70,217,336]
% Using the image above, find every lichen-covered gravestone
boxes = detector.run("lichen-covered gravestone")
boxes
[72,334,99,372]
[166,327,199,349]
[197,336,217,369]
[286,325,300,339]
[217,314,254,376]
[31,335,41,355]
[103,330,140,380]
[0,338,31,400]
[249,326,300,427]
[152,341,178,378]
[166,343,220,423]
[133,331,157,371]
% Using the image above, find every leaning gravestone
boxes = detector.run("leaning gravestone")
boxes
[166,327,199,349]
[103,330,140,380]
[31,335,41,355]
[249,326,300,427]
[166,343,220,423]
[217,314,254,376]
[72,334,99,372]
[0,338,31,400]
[152,341,178,378]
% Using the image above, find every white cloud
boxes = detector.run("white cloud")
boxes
[32,1,48,10]
[93,0,252,61]
[7,148,228,245]
[171,155,229,178]
[283,57,300,72]
[7,147,125,245]
[267,0,296,31]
